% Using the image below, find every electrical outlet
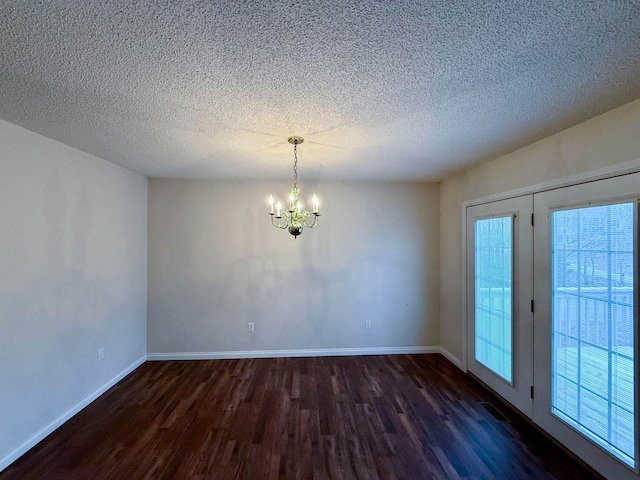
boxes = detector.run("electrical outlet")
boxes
[98,348,105,361]
[365,321,371,330]
[248,322,255,332]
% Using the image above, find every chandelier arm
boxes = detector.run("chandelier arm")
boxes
[271,215,290,229]
[304,214,319,228]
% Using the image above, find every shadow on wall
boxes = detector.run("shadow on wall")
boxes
[155,256,411,351]
[147,180,437,353]
[2,169,143,448]
[150,199,425,352]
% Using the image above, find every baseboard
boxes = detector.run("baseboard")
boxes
[147,346,440,360]
[0,347,462,472]
[0,355,146,473]
[439,347,464,371]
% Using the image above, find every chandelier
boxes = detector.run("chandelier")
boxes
[268,136,320,238]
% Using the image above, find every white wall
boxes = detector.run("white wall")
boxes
[0,120,148,468]
[148,179,440,356]
[440,98,640,362]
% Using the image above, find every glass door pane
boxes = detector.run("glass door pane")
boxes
[551,202,635,466]
[475,216,513,382]
[534,173,640,480]
[466,194,533,417]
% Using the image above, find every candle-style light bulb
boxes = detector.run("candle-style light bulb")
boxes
[297,201,302,213]
[268,194,274,214]
[312,193,319,213]
[289,194,295,211]
[276,201,282,217]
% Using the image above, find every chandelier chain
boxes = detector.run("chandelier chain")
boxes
[293,142,298,188]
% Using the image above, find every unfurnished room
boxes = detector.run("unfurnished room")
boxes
[1,1,640,479]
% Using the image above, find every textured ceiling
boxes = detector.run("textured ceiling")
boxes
[1,1,639,181]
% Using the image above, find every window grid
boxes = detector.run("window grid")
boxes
[474,216,513,383]
[551,203,635,466]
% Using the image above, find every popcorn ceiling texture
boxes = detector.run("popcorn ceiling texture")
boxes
[1,0,639,180]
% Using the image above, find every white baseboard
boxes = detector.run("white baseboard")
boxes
[439,347,464,371]
[147,346,440,360]
[0,355,146,473]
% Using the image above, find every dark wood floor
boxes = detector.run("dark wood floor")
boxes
[1,354,600,480]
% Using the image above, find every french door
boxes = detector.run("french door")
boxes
[466,195,534,417]
[468,172,640,479]
[533,174,639,479]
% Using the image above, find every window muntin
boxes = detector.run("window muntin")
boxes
[474,216,513,383]
[551,202,635,466]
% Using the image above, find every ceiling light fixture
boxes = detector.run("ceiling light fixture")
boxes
[268,136,320,239]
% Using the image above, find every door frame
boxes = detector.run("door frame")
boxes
[460,158,640,372]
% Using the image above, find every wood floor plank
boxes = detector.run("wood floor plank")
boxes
[0,354,603,480]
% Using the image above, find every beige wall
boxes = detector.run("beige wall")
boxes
[0,120,148,467]
[148,179,440,355]
[439,98,640,362]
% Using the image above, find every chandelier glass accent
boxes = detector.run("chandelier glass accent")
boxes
[268,136,320,238]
